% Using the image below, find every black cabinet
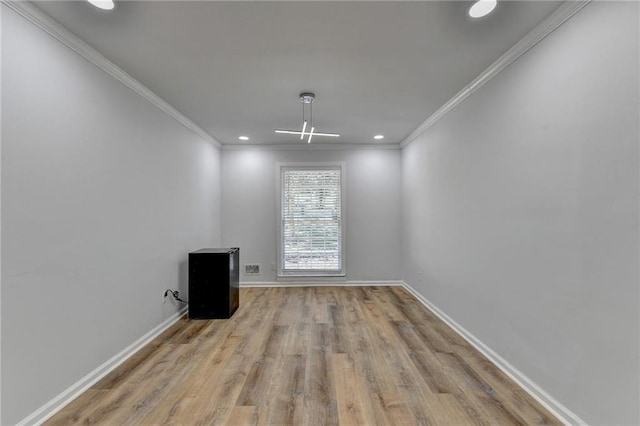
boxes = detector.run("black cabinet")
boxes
[188,248,239,319]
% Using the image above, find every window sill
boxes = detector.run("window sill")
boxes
[276,274,346,282]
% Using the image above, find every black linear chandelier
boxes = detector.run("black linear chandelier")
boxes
[275,92,340,143]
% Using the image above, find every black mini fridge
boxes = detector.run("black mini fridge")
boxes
[188,248,239,319]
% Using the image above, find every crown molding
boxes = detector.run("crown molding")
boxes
[222,142,401,151]
[5,0,590,152]
[2,1,221,148]
[400,0,591,148]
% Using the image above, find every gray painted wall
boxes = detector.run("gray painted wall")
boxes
[1,8,221,424]
[401,2,639,424]
[4,1,639,424]
[221,148,402,283]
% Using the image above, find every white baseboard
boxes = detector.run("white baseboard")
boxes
[400,281,586,426]
[19,283,583,425]
[240,280,404,288]
[18,307,188,426]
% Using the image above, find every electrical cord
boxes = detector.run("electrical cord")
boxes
[164,289,188,304]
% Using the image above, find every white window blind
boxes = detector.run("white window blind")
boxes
[281,166,343,274]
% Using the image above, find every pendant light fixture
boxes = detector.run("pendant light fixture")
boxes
[275,92,340,143]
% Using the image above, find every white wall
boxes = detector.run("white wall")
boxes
[402,2,639,424]
[222,148,402,283]
[1,8,221,424]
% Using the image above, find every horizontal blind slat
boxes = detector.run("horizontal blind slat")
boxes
[281,167,342,272]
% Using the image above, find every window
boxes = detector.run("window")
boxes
[279,165,344,276]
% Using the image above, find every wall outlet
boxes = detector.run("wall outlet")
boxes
[244,264,261,275]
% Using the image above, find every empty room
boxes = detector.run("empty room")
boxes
[2,0,639,425]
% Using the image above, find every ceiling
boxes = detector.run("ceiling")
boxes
[33,1,562,146]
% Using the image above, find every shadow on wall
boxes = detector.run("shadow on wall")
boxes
[178,258,189,300]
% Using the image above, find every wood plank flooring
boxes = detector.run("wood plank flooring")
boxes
[45,286,560,425]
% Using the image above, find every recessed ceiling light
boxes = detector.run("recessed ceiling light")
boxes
[87,0,115,10]
[239,136,249,141]
[374,135,385,140]
[468,0,497,18]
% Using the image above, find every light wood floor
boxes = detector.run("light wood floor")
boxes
[46,286,560,425]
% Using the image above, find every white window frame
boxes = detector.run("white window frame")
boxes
[277,162,346,279]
